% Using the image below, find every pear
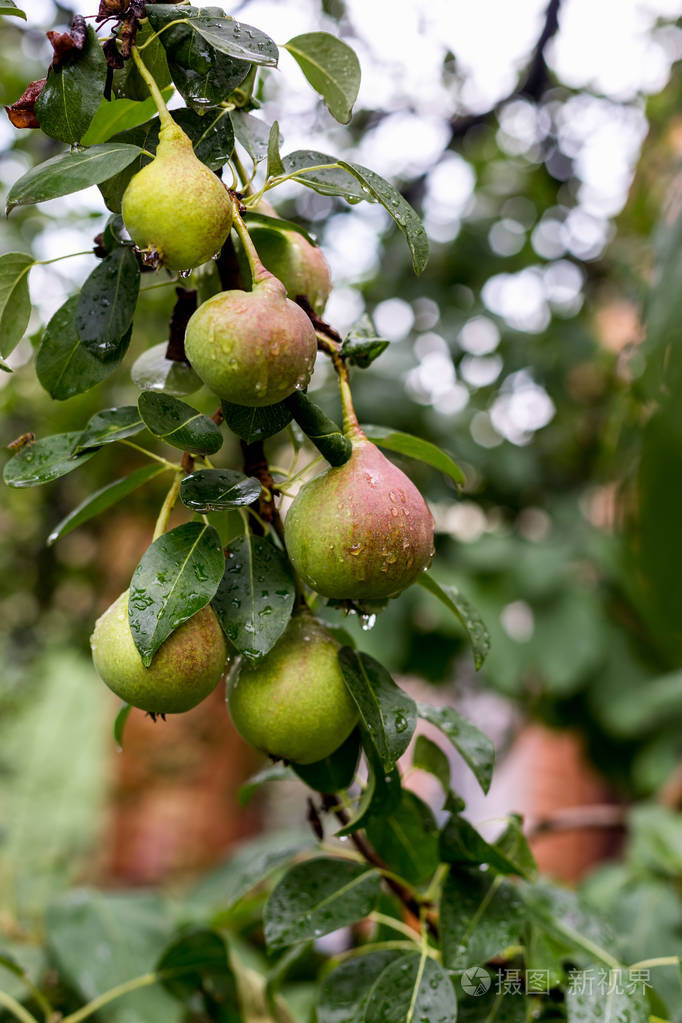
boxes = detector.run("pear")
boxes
[91,590,228,714]
[285,433,435,600]
[227,610,358,764]
[121,119,232,271]
[184,272,317,406]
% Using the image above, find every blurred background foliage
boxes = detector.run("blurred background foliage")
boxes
[3,0,682,988]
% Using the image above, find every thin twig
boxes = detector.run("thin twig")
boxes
[524,803,627,841]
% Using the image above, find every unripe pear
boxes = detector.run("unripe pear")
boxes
[121,119,232,271]
[227,610,358,764]
[90,591,229,714]
[184,273,317,406]
[243,204,332,314]
[285,433,435,600]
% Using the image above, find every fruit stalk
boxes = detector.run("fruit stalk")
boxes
[153,471,182,540]
[230,201,271,287]
[316,330,363,441]
[130,46,173,130]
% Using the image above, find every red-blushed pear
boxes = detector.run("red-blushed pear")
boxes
[227,609,358,765]
[121,118,232,272]
[90,591,229,715]
[285,417,435,601]
[184,210,317,406]
[244,200,332,314]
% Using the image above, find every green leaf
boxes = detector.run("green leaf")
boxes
[34,26,107,144]
[212,534,296,660]
[285,33,360,125]
[36,295,131,400]
[174,106,235,169]
[336,749,401,836]
[284,391,352,466]
[81,91,171,145]
[46,890,181,1023]
[441,869,526,969]
[238,762,292,806]
[138,392,223,455]
[292,729,361,793]
[281,150,366,201]
[417,702,495,794]
[0,252,33,358]
[98,121,159,213]
[338,647,416,771]
[191,16,278,66]
[48,464,163,546]
[280,152,429,273]
[495,814,537,879]
[440,814,534,878]
[342,314,390,368]
[317,950,404,1023]
[160,30,249,112]
[267,119,284,178]
[180,469,262,512]
[73,406,144,453]
[627,803,682,877]
[242,209,317,245]
[7,143,142,211]
[131,341,203,397]
[518,881,621,969]
[566,974,649,1023]
[76,247,140,358]
[157,929,239,1015]
[113,703,132,750]
[0,949,24,977]
[231,111,273,164]
[365,790,440,886]
[221,399,293,443]
[364,954,457,1023]
[0,2,27,19]
[186,830,315,919]
[264,857,381,950]
[416,575,490,670]
[3,432,97,488]
[362,424,465,486]
[128,522,225,666]
[413,734,451,796]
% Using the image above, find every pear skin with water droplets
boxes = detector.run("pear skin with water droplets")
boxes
[285,434,435,600]
[228,610,358,764]
[184,272,317,406]
[121,119,232,271]
[90,590,229,714]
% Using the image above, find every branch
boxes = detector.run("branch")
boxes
[524,803,626,841]
[165,287,197,363]
[241,439,285,542]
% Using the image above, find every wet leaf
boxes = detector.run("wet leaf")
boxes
[440,814,535,879]
[285,33,360,124]
[81,91,170,145]
[76,246,140,359]
[362,424,465,486]
[157,929,239,1014]
[36,295,131,400]
[417,702,495,793]
[7,143,142,211]
[365,790,440,886]
[180,469,262,512]
[238,762,292,807]
[317,950,404,1023]
[0,252,33,358]
[34,25,107,144]
[338,647,416,771]
[191,16,278,66]
[566,973,648,1023]
[73,406,144,453]
[264,857,380,950]
[284,391,352,466]
[266,118,284,178]
[128,522,225,666]
[335,747,401,836]
[413,734,451,796]
[231,111,273,164]
[48,464,163,545]
[281,150,365,201]
[417,574,490,669]
[364,953,457,1023]
[221,399,293,443]
[440,869,527,969]
[3,432,97,488]
[131,341,202,397]
[212,535,295,660]
[112,702,132,749]
[292,729,361,793]
[138,392,223,455]
[342,314,389,368]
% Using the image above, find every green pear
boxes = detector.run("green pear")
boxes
[227,610,358,764]
[91,590,229,714]
[184,273,317,406]
[285,433,435,600]
[121,119,232,271]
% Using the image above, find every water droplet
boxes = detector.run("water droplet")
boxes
[360,613,376,631]
[179,268,192,279]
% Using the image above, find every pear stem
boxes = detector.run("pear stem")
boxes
[315,330,364,441]
[230,201,271,286]
[152,471,182,541]
[131,46,173,129]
